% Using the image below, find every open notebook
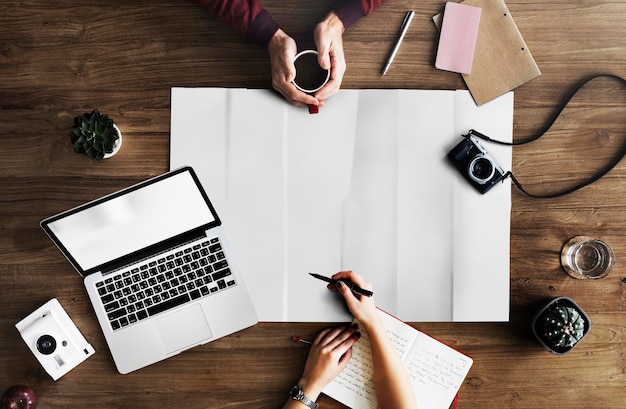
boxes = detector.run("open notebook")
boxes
[323,309,473,409]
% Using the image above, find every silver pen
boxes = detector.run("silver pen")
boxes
[381,11,415,76]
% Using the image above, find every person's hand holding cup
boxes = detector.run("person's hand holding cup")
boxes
[292,50,331,114]
[267,12,345,112]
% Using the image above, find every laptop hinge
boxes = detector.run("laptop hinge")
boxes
[96,227,209,276]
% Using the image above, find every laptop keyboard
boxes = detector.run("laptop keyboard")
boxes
[95,237,236,331]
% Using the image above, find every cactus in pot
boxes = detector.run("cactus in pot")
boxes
[542,303,586,348]
[70,110,121,160]
[531,296,590,354]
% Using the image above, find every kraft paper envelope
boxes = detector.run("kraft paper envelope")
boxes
[434,0,541,105]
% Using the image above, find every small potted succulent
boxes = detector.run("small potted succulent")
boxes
[531,296,590,355]
[70,110,122,160]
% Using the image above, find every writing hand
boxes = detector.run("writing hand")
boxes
[330,271,381,332]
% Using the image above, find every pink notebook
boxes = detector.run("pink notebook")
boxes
[435,2,482,74]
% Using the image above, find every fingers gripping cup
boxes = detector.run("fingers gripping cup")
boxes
[292,50,330,94]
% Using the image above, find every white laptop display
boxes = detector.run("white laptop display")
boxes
[41,166,258,374]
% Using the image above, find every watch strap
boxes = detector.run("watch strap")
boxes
[290,385,318,409]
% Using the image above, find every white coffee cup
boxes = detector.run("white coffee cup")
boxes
[292,50,330,93]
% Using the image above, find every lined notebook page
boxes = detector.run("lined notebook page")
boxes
[323,310,473,409]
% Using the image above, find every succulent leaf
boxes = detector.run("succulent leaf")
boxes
[70,110,119,160]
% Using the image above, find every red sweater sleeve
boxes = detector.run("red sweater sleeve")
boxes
[192,0,279,48]
[333,0,387,29]
[194,0,386,48]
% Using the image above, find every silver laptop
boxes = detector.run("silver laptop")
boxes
[41,166,258,374]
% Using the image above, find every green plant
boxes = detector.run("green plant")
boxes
[70,110,119,160]
[542,304,586,348]
[531,296,590,354]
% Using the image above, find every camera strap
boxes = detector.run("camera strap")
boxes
[470,74,626,198]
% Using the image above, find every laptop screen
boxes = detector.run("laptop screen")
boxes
[42,167,219,276]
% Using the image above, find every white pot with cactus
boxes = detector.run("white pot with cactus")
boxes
[70,110,122,160]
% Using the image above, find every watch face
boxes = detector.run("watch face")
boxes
[290,385,302,398]
[289,385,317,409]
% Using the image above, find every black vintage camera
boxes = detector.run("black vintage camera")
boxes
[447,131,507,194]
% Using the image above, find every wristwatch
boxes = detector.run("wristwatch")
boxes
[289,385,318,409]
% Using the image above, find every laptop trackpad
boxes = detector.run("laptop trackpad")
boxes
[155,304,213,354]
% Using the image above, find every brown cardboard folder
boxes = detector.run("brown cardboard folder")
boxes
[434,0,541,105]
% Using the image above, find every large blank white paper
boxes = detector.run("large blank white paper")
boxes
[170,88,513,322]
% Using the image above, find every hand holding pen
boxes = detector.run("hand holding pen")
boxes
[292,272,417,409]
[309,272,373,297]
[309,271,382,334]
[289,275,367,406]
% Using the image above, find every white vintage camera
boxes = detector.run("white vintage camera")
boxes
[15,298,95,381]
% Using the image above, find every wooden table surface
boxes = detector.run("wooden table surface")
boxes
[2,1,626,408]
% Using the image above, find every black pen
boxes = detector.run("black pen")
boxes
[309,273,374,297]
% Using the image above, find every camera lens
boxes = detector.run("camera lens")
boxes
[36,334,57,355]
[468,155,495,184]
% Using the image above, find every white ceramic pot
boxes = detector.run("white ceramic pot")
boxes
[103,124,123,159]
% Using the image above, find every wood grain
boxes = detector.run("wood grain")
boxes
[1,1,626,408]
